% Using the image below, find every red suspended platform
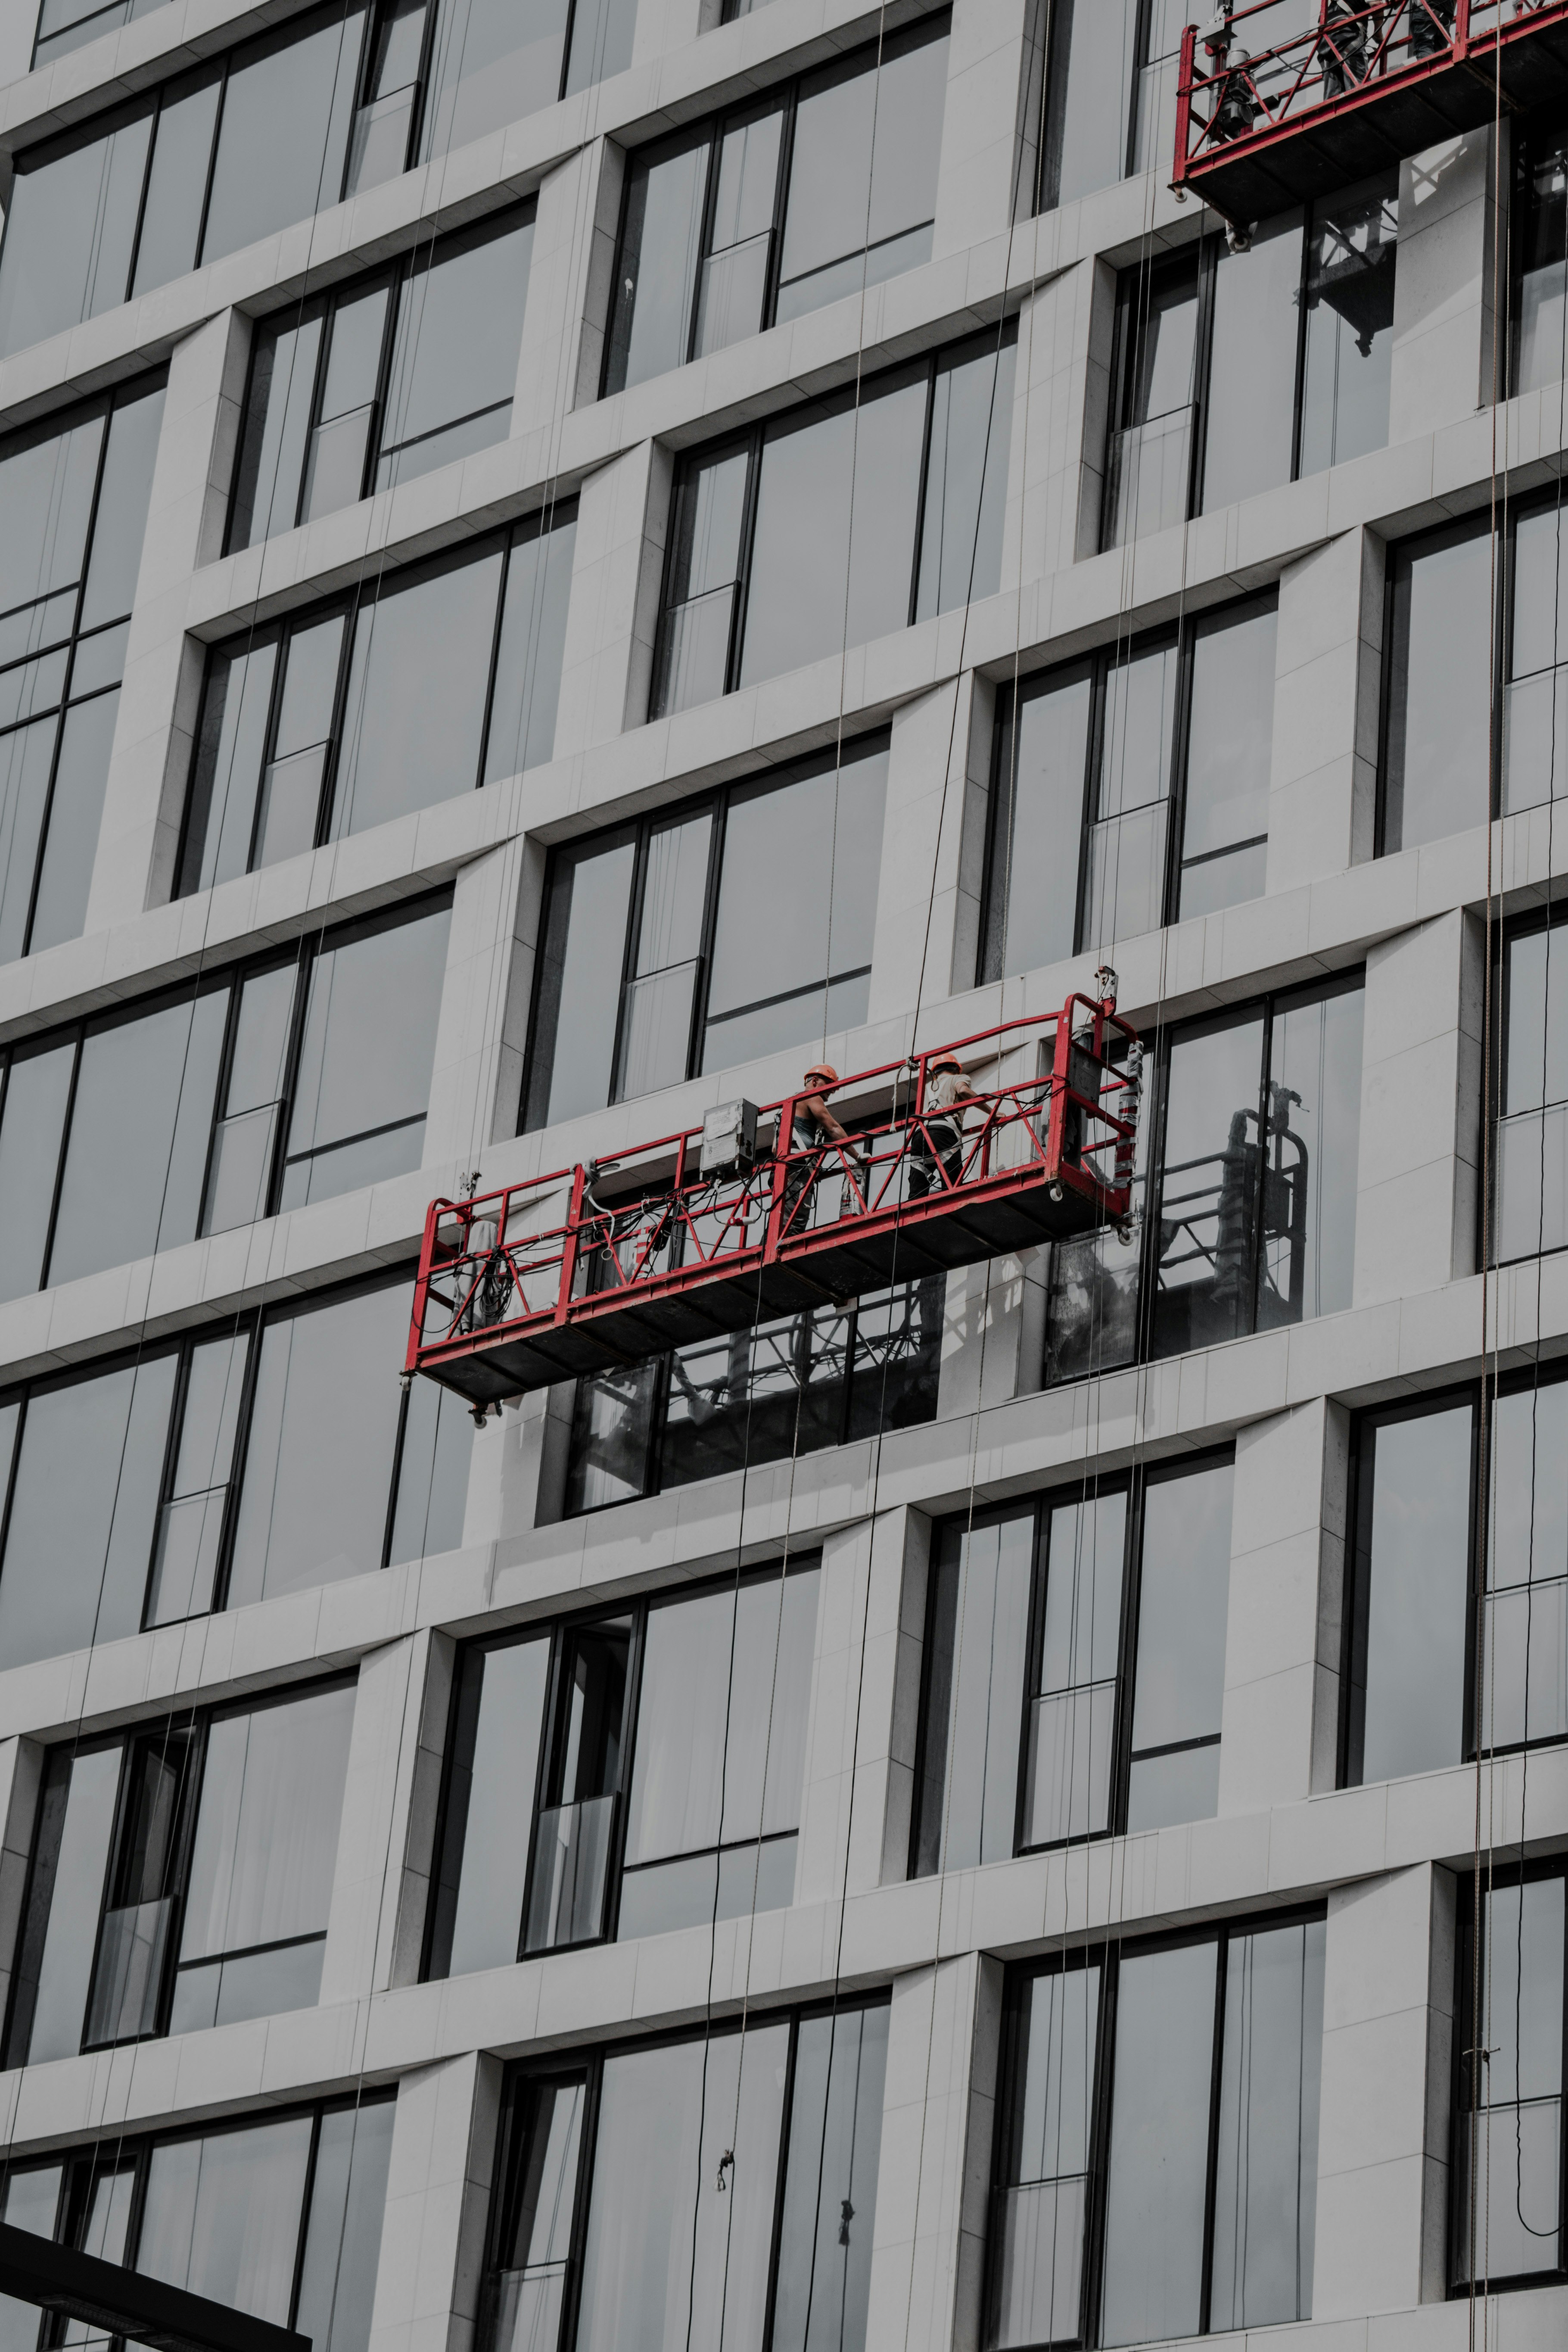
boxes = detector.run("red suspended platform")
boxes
[1174,0,1568,231]
[405,992,1142,1411]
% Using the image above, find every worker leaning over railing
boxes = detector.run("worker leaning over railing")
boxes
[909,1051,980,1199]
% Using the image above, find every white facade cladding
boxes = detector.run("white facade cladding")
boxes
[0,2,1564,2351]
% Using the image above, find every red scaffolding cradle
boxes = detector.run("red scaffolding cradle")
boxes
[404,991,1142,1412]
[1173,0,1568,230]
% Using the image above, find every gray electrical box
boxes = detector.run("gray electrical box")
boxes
[700,1098,758,1177]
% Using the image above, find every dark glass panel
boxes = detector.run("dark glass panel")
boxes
[0,718,61,964]
[293,2102,396,2352]
[1201,212,1304,513]
[28,688,120,953]
[280,901,448,1205]
[992,1964,1099,2349]
[1038,0,1139,211]
[1487,1380,1568,1749]
[1210,1919,1324,2327]
[228,1282,408,1606]
[7,1743,118,2064]
[1178,600,1276,919]
[605,130,708,395]
[657,1302,849,1489]
[0,1355,176,1671]
[1099,1938,1217,2347]
[772,2004,889,2352]
[229,312,325,554]
[777,22,947,320]
[1384,516,1492,853]
[431,1636,550,1978]
[131,67,223,297]
[0,103,154,358]
[333,546,502,837]
[1520,120,1568,392]
[0,407,104,614]
[1349,1402,1472,1785]
[563,1358,658,1512]
[49,987,227,1284]
[563,0,636,93]
[136,2117,314,2322]
[420,0,569,160]
[379,213,534,484]
[482,509,576,781]
[984,664,1090,982]
[656,447,749,714]
[1150,1011,1266,1359]
[1024,1492,1123,1848]
[1300,173,1397,476]
[575,2026,788,2352]
[1261,981,1363,1323]
[1126,1463,1232,1831]
[200,4,367,266]
[693,106,784,361]
[1456,1877,1565,2280]
[0,1043,73,1302]
[914,1509,1033,1874]
[524,829,637,1129]
[614,806,710,1100]
[738,370,927,687]
[147,1329,250,1625]
[0,2165,60,2352]
[180,635,281,893]
[388,1375,473,1564]
[915,324,1016,622]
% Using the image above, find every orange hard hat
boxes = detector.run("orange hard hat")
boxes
[804,1062,839,1086]
[930,1051,962,1072]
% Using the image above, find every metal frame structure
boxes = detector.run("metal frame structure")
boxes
[406,991,1142,1409]
[1173,0,1568,230]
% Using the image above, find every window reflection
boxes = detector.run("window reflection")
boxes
[426,1562,820,1975]
[1454,1869,1567,2286]
[913,1456,1234,1876]
[604,18,948,395]
[1518,109,1568,394]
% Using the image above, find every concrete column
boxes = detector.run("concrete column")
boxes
[1265,526,1381,894]
[868,674,984,1026]
[864,1953,1001,2352]
[322,1631,444,2004]
[1218,1397,1347,1816]
[999,258,1108,590]
[1313,1863,1456,2317]
[551,439,669,754]
[931,0,1033,259]
[513,141,622,434]
[1353,908,1485,1309]
[422,836,536,1175]
[0,1737,42,2031]
[367,2051,504,2352]
[796,1511,915,1907]
[1389,126,1497,445]
[86,307,249,931]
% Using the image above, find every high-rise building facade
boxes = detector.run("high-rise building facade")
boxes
[0,3,1556,2350]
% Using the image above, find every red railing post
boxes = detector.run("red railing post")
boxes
[766,1098,796,1254]
[1454,0,1470,54]
[404,1194,448,1375]
[1173,22,1198,184]
[555,1165,588,1320]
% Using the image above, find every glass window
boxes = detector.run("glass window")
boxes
[1498,908,1568,1262]
[653,328,1013,716]
[229,208,535,550]
[33,0,172,68]
[1034,0,1204,211]
[1382,514,1494,853]
[1345,1366,1568,1782]
[0,100,155,358]
[180,510,573,894]
[1104,180,1394,551]
[488,2000,888,2352]
[1454,1867,1567,2285]
[603,19,948,396]
[982,596,1277,985]
[913,1456,1233,1876]
[990,1918,1324,2347]
[1518,110,1568,395]
[425,1562,819,1976]
[524,735,887,1127]
[4,1681,355,2064]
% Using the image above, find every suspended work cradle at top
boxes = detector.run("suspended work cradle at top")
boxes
[1173,0,1568,230]
[405,988,1142,1413]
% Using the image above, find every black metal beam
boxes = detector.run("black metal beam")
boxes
[0,2224,311,2352]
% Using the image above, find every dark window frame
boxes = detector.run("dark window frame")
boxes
[601,10,950,398]
[910,1446,1235,1877]
[1490,897,1568,1267]
[423,1554,821,1977]
[1,1669,356,2067]
[989,1907,1328,2352]
[979,589,1278,982]
[1032,0,1185,216]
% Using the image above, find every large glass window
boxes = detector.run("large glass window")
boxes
[1346,1367,1568,1780]
[228,207,535,551]
[0,893,451,1301]
[0,374,165,962]
[180,510,573,894]
[604,16,949,394]
[4,1680,355,2064]
[0,1272,470,1672]
[1498,905,1568,1263]
[1103,180,1396,548]
[32,0,168,67]
[425,1560,819,1972]
[0,2096,393,2352]
[982,595,1277,981]
[1515,108,1568,395]
[913,1456,1233,1876]
[652,327,1015,714]
[524,735,887,1128]
[0,0,622,360]
[990,1918,1324,2347]
[1043,976,1363,1386]
[1453,1864,1568,2287]
[485,1998,887,2352]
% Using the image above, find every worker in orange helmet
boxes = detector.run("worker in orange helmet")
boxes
[780,1061,852,1232]
[909,1049,979,1199]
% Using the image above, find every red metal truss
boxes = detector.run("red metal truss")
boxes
[405,992,1142,1411]
[1174,0,1568,229]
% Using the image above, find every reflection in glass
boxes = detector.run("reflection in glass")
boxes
[992,1963,1099,2349]
[914,1511,1033,1874]
[1036,0,1139,212]
[1126,1465,1231,1831]
[1383,515,1492,853]
[1210,1920,1325,2328]
[1299,173,1397,477]
[1455,1876,1565,2282]
[1024,1493,1124,1847]
[1347,1400,1471,1784]
[981,665,1091,984]
[1519,119,1568,394]
[772,2004,889,2352]
[1099,1940,1216,2347]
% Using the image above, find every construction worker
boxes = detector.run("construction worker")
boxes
[779,1062,852,1231]
[909,1051,979,1200]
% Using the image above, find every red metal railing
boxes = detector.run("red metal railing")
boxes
[405,991,1141,1395]
[1174,0,1568,198]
